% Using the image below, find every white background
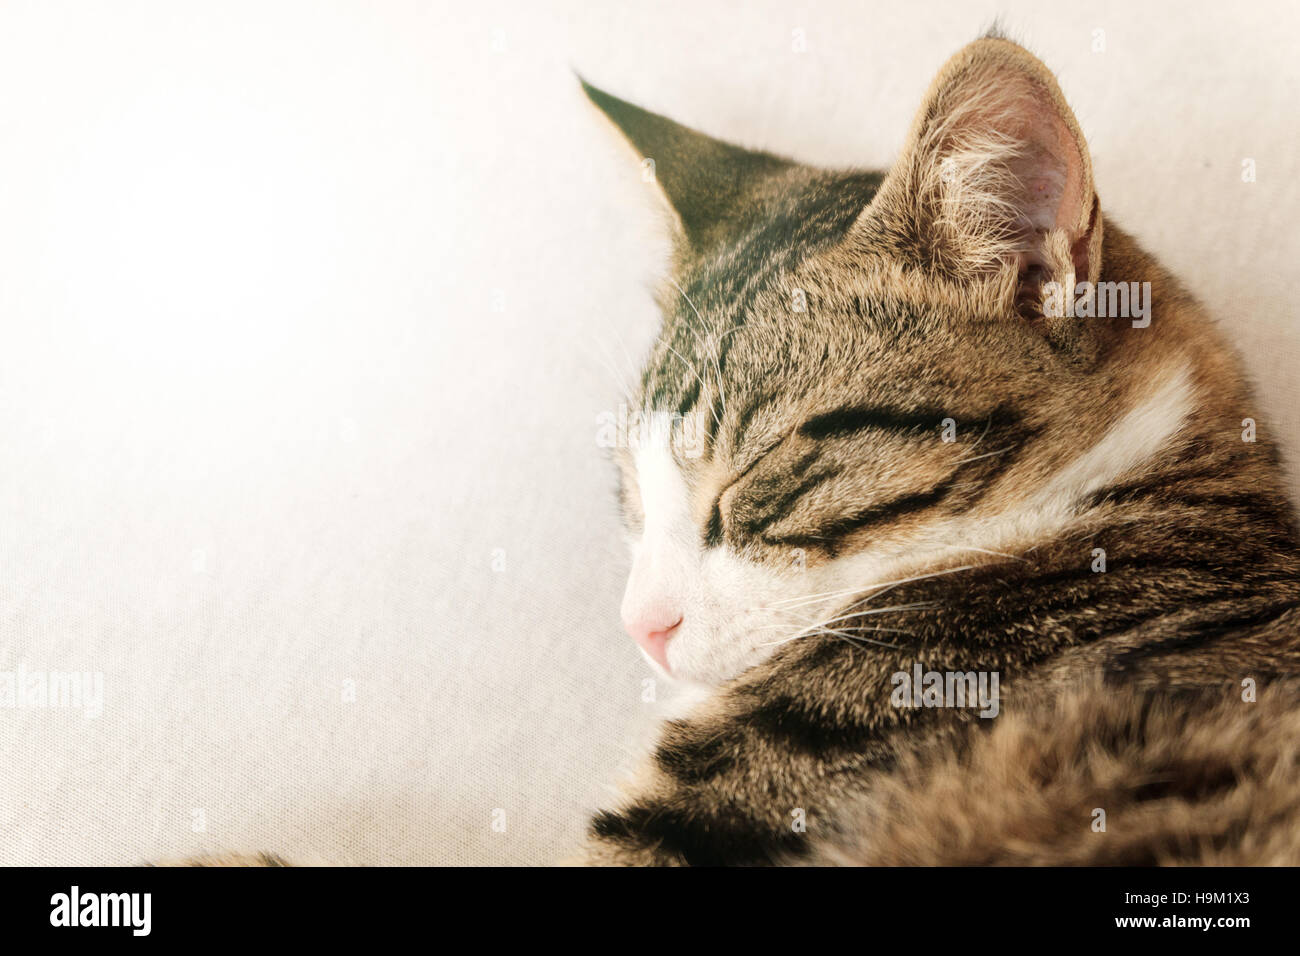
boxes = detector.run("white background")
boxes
[1,0,1296,864]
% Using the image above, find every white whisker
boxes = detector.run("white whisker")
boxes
[664,345,722,428]
[763,563,979,611]
[758,625,911,650]
[756,601,936,629]
[938,544,1030,562]
[953,445,1013,465]
[665,277,728,418]
[818,602,939,627]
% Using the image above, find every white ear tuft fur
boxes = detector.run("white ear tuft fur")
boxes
[864,38,1101,292]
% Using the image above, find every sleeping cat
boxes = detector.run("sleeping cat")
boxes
[574,33,1300,865]
[179,32,1300,869]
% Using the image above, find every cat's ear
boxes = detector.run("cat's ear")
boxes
[580,79,792,254]
[860,37,1102,300]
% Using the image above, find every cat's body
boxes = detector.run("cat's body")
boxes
[576,34,1300,866]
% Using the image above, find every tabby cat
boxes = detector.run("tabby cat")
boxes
[182,33,1300,870]
[574,33,1300,866]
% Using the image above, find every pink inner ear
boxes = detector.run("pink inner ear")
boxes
[972,77,1092,284]
[1039,110,1088,237]
[955,80,1092,301]
[1010,146,1067,233]
[996,92,1086,238]
[948,66,1090,236]
[868,50,1098,283]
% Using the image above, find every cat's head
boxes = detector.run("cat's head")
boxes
[587,37,1188,685]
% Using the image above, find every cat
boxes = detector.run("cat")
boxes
[572,32,1300,866]
[178,31,1300,869]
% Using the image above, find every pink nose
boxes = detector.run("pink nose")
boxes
[623,613,682,673]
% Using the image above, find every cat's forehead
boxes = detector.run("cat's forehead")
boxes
[631,164,1053,474]
[649,260,990,406]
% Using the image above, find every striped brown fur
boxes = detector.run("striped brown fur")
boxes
[577,33,1300,866]
[806,678,1300,866]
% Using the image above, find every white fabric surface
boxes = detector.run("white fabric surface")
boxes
[1,0,1296,865]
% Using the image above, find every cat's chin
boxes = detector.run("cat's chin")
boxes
[655,631,778,688]
[639,640,732,688]
[648,659,730,700]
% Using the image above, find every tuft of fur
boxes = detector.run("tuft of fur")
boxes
[152,851,295,867]
[806,680,1300,866]
[861,36,1101,288]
